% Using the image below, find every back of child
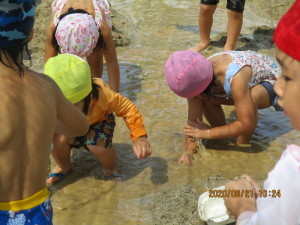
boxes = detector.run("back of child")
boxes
[224,1,300,224]
[45,0,120,92]
[0,1,88,224]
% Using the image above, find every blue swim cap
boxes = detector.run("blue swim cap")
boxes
[0,0,36,47]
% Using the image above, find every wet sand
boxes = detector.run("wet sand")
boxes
[29,0,294,224]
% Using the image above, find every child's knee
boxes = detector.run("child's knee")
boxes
[88,145,115,157]
[200,4,217,15]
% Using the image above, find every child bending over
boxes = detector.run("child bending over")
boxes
[164,50,282,164]
[45,0,120,92]
[44,54,152,184]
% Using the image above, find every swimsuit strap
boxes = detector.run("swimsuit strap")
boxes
[224,62,242,95]
[52,0,68,26]
[94,0,112,29]
[93,0,104,29]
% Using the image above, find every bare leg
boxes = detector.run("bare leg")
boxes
[237,84,271,144]
[184,98,207,155]
[87,49,104,78]
[190,4,217,52]
[224,10,243,51]
[87,145,117,176]
[179,97,226,164]
[47,134,72,184]
[202,101,226,127]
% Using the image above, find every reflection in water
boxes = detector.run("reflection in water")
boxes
[48,0,293,224]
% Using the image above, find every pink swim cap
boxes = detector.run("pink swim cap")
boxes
[55,13,99,58]
[164,50,213,98]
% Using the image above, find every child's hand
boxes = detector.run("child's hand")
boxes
[133,136,152,159]
[224,178,257,219]
[183,125,210,139]
[187,119,210,130]
[236,174,262,197]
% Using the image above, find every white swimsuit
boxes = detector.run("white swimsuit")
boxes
[208,51,281,95]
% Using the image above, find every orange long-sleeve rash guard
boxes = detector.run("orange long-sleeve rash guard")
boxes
[87,78,147,141]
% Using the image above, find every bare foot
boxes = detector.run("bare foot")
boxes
[46,165,71,185]
[184,136,198,154]
[178,153,194,165]
[189,41,210,52]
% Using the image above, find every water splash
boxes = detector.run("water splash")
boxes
[195,139,210,156]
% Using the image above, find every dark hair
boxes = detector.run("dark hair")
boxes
[201,75,216,96]
[82,82,100,115]
[0,43,31,77]
[52,7,106,53]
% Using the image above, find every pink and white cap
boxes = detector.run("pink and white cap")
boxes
[55,13,99,58]
[164,50,213,98]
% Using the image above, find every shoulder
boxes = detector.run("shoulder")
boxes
[92,78,113,96]
[92,77,107,88]
[28,70,61,95]
[266,145,300,182]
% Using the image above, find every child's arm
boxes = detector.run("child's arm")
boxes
[45,18,58,63]
[110,94,151,158]
[98,81,150,157]
[101,21,120,93]
[108,93,148,142]
[133,136,152,159]
[224,178,257,219]
[225,146,300,224]
[184,69,255,142]
[54,81,89,137]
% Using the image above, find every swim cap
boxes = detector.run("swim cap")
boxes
[44,54,92,103]
[0,0,36,47]
[55,13,99,58]
[274,0,300,61]
[164,50,213,98]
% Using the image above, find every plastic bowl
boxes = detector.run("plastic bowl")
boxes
[198,186,236,225]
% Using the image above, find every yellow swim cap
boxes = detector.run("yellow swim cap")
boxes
[44,54,92,103]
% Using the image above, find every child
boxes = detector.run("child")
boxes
[45,0,120,92]
[190,0,245,52]
[44,54,152,184]
[224,1,300,224]
[0,1,89,224]
[164,50,282,164]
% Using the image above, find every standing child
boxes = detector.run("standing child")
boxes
[190,0,245,52]
[45,0,120,92]
[0,1,89,224]
[164,50,282,164]
[44,54,152,184]
[224,1,300,224]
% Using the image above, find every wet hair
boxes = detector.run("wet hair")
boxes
[201,75,216,96]
[0,43,31,77]
[52,7,106,53]
[82,82,100,115]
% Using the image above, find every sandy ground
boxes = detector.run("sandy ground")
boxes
[28,0,131,71]
[29,1,294,224]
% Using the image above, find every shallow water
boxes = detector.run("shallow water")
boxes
[50,1,297,224]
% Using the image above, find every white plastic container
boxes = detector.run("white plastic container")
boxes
[198,186,236,225]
